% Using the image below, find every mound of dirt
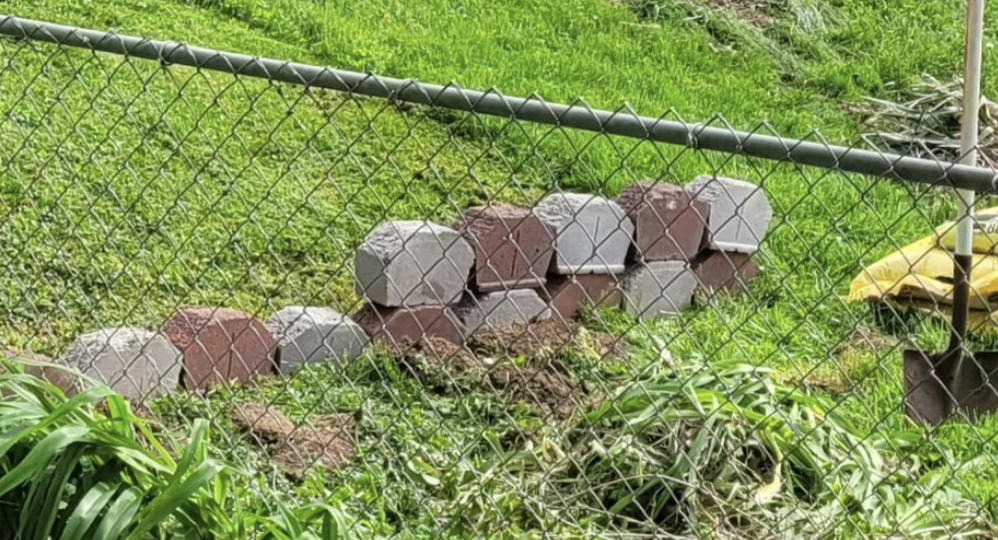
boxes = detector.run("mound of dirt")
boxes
[832,325,899,354]
[792,325,900,395]
[230,401,355,476]
[797,371,850,394]
[394,337,483,377]
[488,364,584,419]
[381,321,623,419]
[467,319,626,362]
[703,0,769,25]
[231,401,295,441]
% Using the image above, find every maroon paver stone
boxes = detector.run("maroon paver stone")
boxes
[164,307,278,392]
[693,251,760,296]
[541,274,623,320]
[354,304,465,346]
[2,349,76,397]
[453,204,554,292]
[617,182,709,262]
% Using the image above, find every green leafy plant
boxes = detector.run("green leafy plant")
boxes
[0,357,364,540]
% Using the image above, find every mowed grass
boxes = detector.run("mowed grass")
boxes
[5,0,998,524]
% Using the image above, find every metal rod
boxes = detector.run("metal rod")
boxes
[957,0,986,240]
[948,0,987,350]
[1,14,996,192]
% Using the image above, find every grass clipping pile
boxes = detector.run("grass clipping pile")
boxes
[860,74,998,166]
[392,320,626,419]
[230,401,355,476]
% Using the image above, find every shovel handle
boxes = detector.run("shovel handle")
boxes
[946,0,984,353]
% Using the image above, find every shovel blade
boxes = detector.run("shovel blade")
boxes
[951,351,998,419]
[903,349,959,426]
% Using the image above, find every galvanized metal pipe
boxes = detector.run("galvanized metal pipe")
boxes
[947,0,987,351]
[956,0,987,254]
[1,14,996,192]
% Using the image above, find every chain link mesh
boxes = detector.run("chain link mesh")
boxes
[4,16,998,539]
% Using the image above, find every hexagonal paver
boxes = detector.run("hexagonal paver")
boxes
[164,308,278,392]
[57,327,182,401]
[686,175,772,254]
[355,221,475,307]
[534,193,634,275]
[455,289,552,338]
[265,306,369,374]
[354,303,465,346]
[621,261,697,319]
[541,274,623,321]
[694,250,760,296]
[453,204,554,292]
[617,182,708,262]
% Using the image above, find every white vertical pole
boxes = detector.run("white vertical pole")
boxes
[956,0,986,257]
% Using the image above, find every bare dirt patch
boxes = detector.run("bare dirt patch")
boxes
[383,320,622,419]
[230,401,355,476]
[798,370,850,394]
[700,0,770,25]
[231,401,295,440]
[793,326,899,394]
[487,364,583,419]
[393,337,483,378]
[467,319,626,362]
[832,325,899,354]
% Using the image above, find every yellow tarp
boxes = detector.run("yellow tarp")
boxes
[847,207,998,329]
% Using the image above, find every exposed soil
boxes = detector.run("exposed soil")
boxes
[272,414,355,476]
[466,319,626,362]
[626,0,771,26]
[487,364,583,419]
[393,337,483,378]
[231,401,295,441]
[389,320,625,374]
[793,326,899,394]
[700,0,770,25]
[798,371,850,394]
[230,401,355,476]
[832,325,899,354]
[383,320,619,419]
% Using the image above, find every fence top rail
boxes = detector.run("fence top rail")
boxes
[2,14,996,192]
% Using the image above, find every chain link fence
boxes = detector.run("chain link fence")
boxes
[4,14,998,539]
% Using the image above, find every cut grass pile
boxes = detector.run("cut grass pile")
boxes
[859,74,998,168]
[3,0,998,533]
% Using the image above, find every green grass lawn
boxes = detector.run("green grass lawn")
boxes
[5,0,998,535]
